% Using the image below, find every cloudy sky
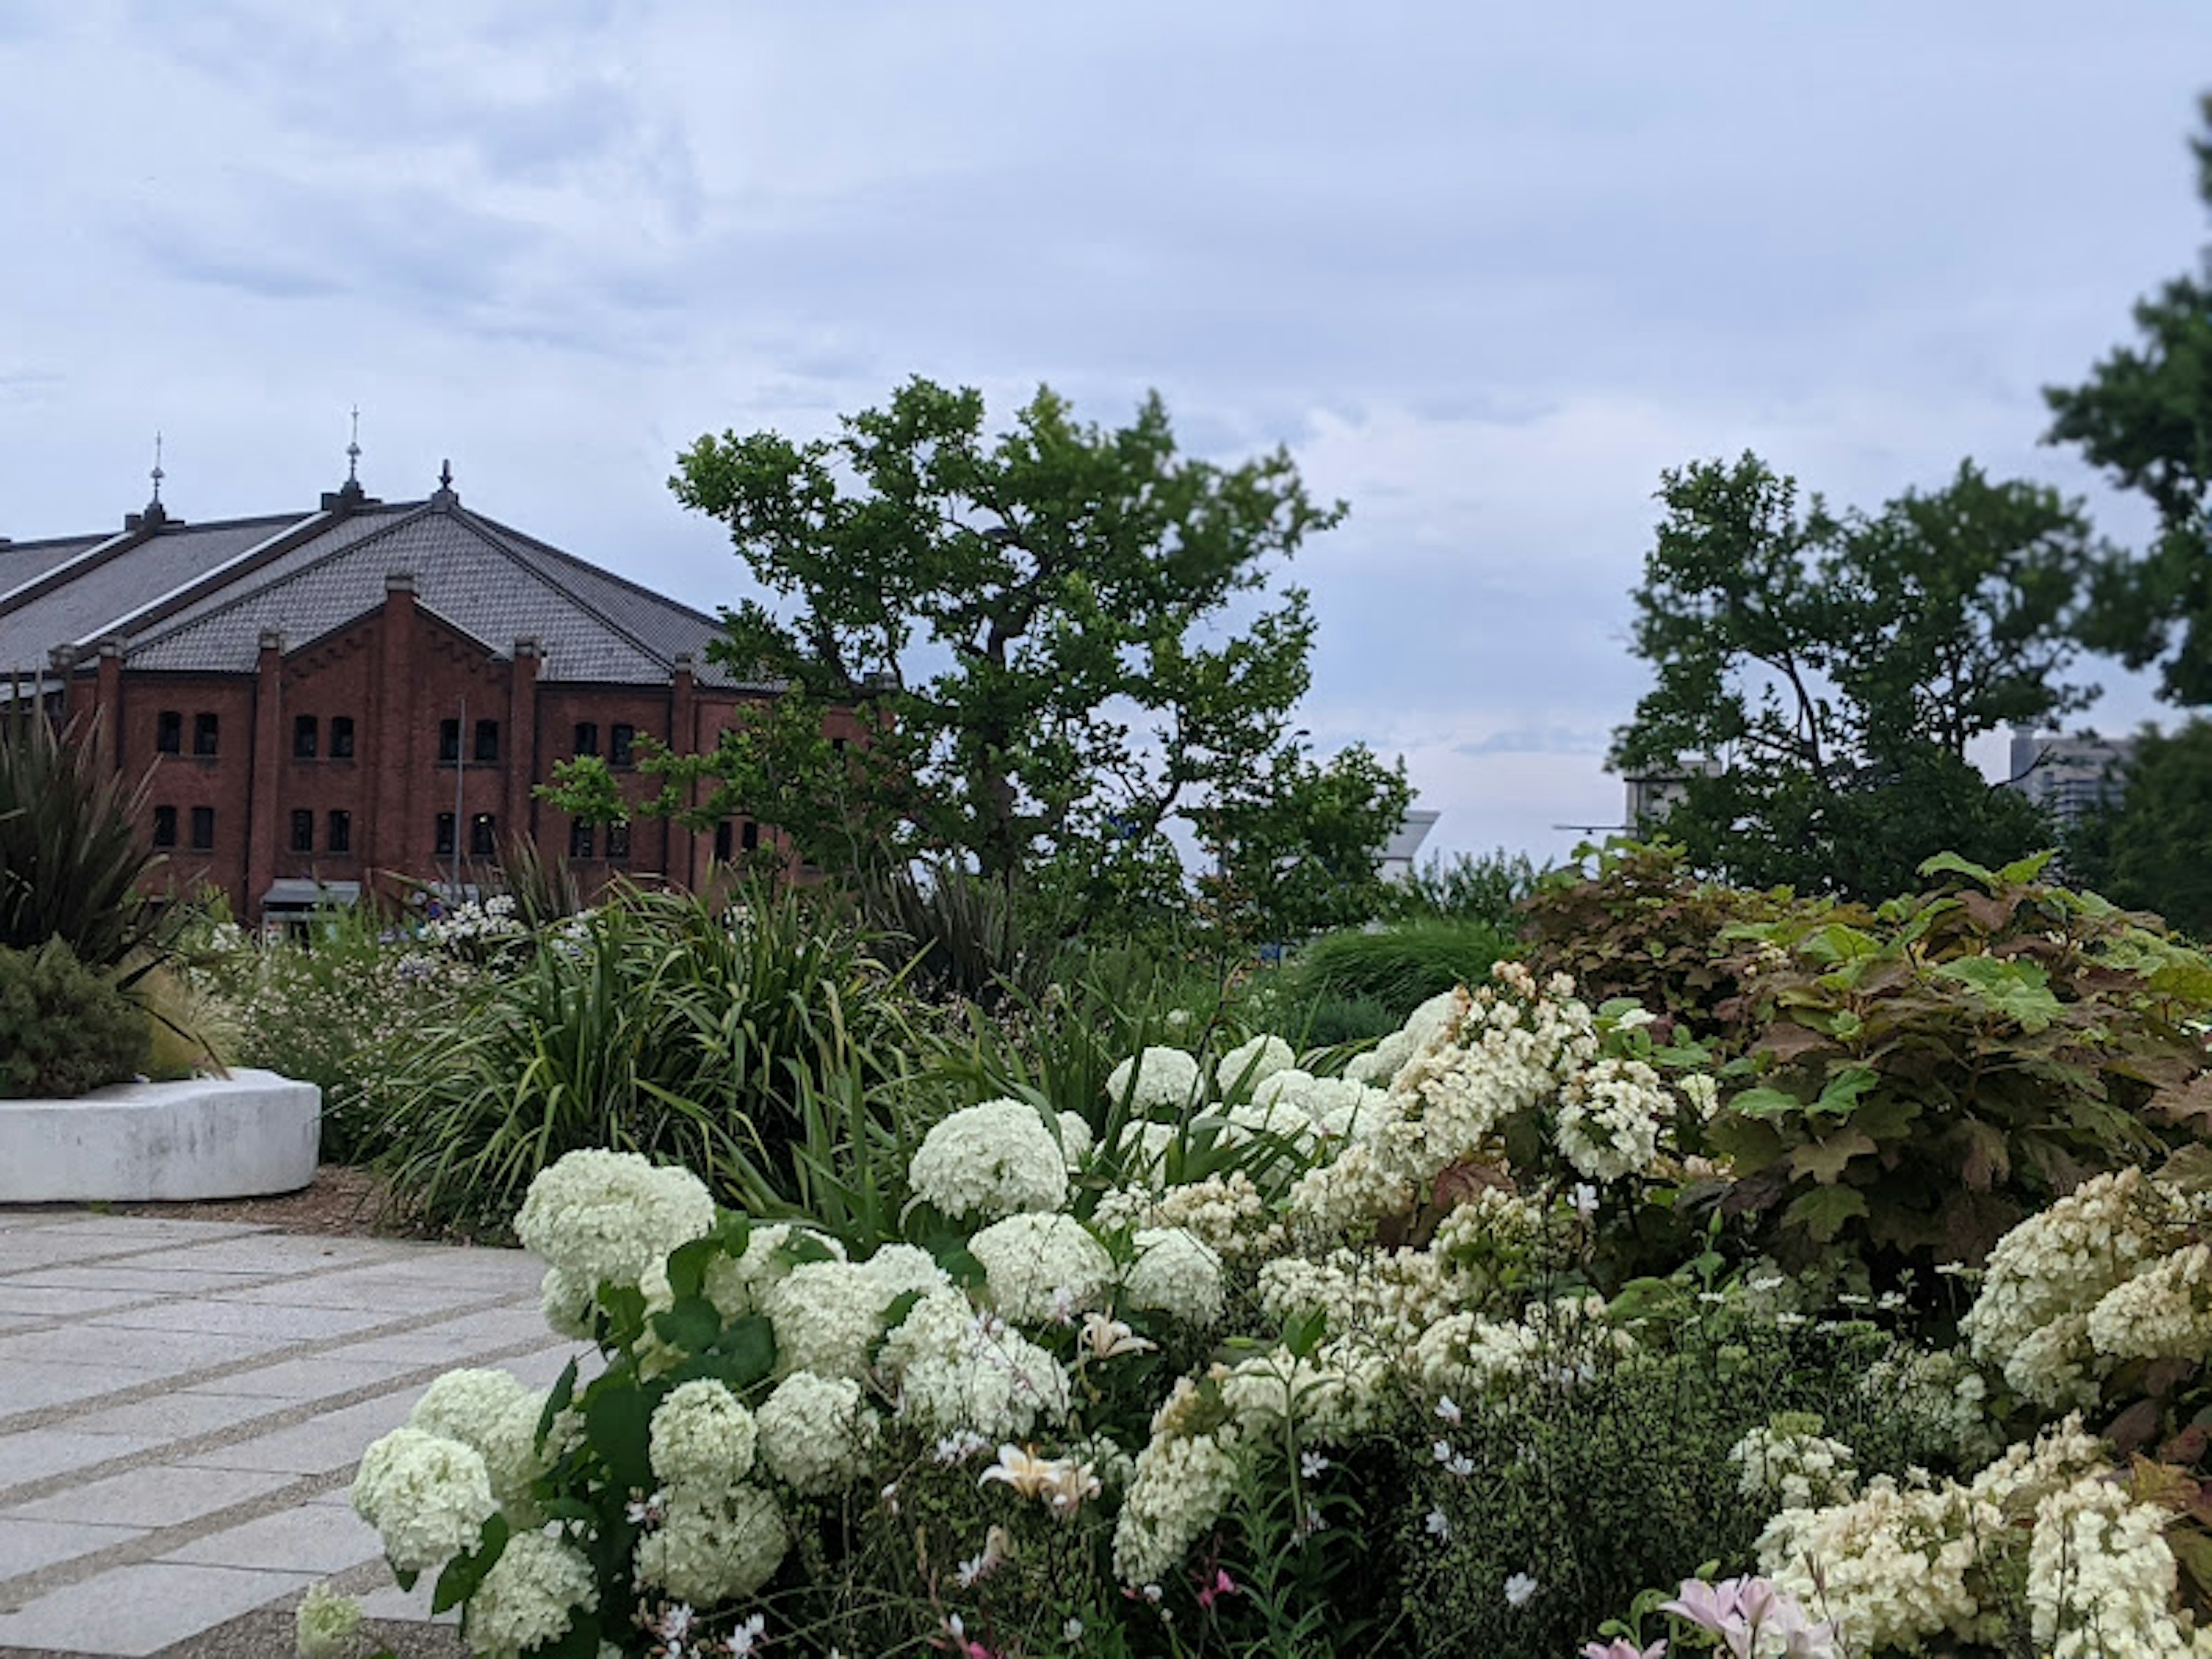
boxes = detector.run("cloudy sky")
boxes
[3,2,2207,862]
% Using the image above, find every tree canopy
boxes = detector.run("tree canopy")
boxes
[1611,453,2094,898]
[2044,93,2212,704]
[2065,720,2212,938]
[553,378,1408,941]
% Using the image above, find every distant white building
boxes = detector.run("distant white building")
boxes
[1377,809,1440,881]
[1623,756,1726,830]
[2004,728,2134,824]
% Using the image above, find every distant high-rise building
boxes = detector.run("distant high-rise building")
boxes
[2004,727,2134,823]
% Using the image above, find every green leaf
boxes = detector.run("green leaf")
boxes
[650,1295,724,1357]
[534,1358,578,1452]
[1790,1127,1877,1185]
[1919,851,1996,889]
[1932,957,2063,1031]
[1995,851,2056,885]
[1729,1085,1807,1120]
[1797,924,1881,965]
[1781,1184,1869,1243]
[1283,1306,1328,1360]
[663,1236,722,1304]
[430,1512,509,1615]
[705,1313,778,1387]
[583,1382,657,1493]
[1812,1066,1881,1117]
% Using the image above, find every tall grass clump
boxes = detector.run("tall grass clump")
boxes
[368,882,925,1236]
[1285,917,1514,1022]
[1377,847,1549,927]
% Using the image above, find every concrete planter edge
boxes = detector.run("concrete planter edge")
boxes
[0,1069,321,1203]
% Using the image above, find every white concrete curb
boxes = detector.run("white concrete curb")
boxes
[0,1069,321,1202]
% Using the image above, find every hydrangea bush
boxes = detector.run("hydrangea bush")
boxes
[336,958,2212,1658]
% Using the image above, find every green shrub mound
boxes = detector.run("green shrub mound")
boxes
[0,940,149,1098]
[1286,918,1513,1022]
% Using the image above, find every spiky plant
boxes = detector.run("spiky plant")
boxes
[0,711,172,972]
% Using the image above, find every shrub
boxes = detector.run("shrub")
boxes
[1284,918,1513,1022]
[367,883,922,1236]
[0,712,173,970]
[0,940,148,1098]
[1377,847,1550,928]
[856,860,1066,1011]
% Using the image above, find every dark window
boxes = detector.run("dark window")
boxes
[193,713,219,757]
[606,821,631,862]
[469,812,497,857]
[740,820,760,852]
[190,806,215,850]
[438,719,460,763]
[573,722,599,757]
[289,809,313,853]
[329,716,355,759]
[713,820,731,862]
[152,805,177,848]
[156,711,181,755]
[831,736,847,755]
[293,715,317,759]
[434,812,456,856]
[609,724,635,767]
[569,821,595,859]
[327,809,351,854]
[475,719,499,763]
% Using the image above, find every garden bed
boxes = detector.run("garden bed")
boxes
[0,1068,319,1203]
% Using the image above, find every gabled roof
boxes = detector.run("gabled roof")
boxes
[2,487,759,689]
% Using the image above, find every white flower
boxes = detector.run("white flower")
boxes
[1300,1449,1330,1479]
[634,1484,788,1608]
[700,1222,846,1320]
[908,1099,1070,1221]
[1113,1428,1240,1585]
[513,1149,715,1290]
[755,1370,879,1494]
[1122,1227,1226,1328]
[1079,1312,1158,1361]
[1215,1033,1296,1096]
[1503,1571,1539,1608]
[293,1584,361,1659]
[724,1613,767,1656]
[979,1445,1101,1516]
[969,1213,1114,1325]
[465,1531,597,1659]
[538,1265,598,1340]
[649,1379,758,1493]
[1106,1046,1202,1113]
[406,1369,550,1509]
[762,1257,916,1380]
[350,1427,498,1574]
[1056,1110,1094,1165]
[884,1290,1072,1441]
[1425,1507,1451,1539]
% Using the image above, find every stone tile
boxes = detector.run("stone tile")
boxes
[3,1264,277,1295]
[215,1269,491,1313]
[0,1282,157,1317]
[3,1462,295,1528]
[0,1429,152,1490]
[35,1217,267,1244]
[177,1393,415,1476]
[353,1573,455,1625]
[59,1391,290,1442]
[161,1501,385,1574]
[0,1361,168,1418]
[0,1560,317,1656]
[0,1322,300,1373]
[136,1237,404,1276]
[89,1298,395,1340]
[203,1354,422,1401]
[332,1305,551,1362]
[0,1514,142,1581]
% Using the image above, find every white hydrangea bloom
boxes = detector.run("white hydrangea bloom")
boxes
[351,1427,498,1573]
[763,1259,906,1380]
[1215,1034,1296,1097]
[861,1242,953,1303]
[1094,1171,1282,1264]
[1729,1416,1859,1511]
[1105,1046,1202,1113]
[1115,1119,1183,1188]
[633,1484,788,1607]
[1056,1111,1094,1165]
[908,1099,1070,1221]
[294,1584,361,1659]
[513,1149,715,1290]
[970,1213,1113,1324]
[2027,1473,2189,1659]
[2087,1241,2212,1365]
[538,1265,597,1341]
[700,1223,846,1321]
[883,1289,1072,1440]
[1112,1427,1240,1585]
[1122,1227,1225,1328]
[1218,1340,1389,1442]
[649,1379,757,1492]
[1250,1067,1317,1111]
[755,1371,880,1494]
[407,1369,554,1512]
[1554,1056,1669,1181]
[463,1530,597,1659]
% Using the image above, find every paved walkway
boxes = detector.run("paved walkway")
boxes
[0,1210,575,1657]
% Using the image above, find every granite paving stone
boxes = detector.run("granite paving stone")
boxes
[0,1212,551,1656]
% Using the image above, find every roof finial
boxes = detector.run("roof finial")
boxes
[149,431,164,505]
[346,406,362,484]
[440,457,453,491]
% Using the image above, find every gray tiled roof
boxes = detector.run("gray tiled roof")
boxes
[0,515,300,673]
[122,500,756,686]
[0,533,112,602]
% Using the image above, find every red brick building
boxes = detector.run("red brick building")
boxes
[1,464,824,923]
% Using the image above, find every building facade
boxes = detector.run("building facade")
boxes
[1,465,836,923]
[2003,726,2135,825]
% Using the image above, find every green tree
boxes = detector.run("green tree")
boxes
[2044,93,2212,703]
[554,378,1408,938]
[2065,720,2212,937]
[1612,453,2093,898]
